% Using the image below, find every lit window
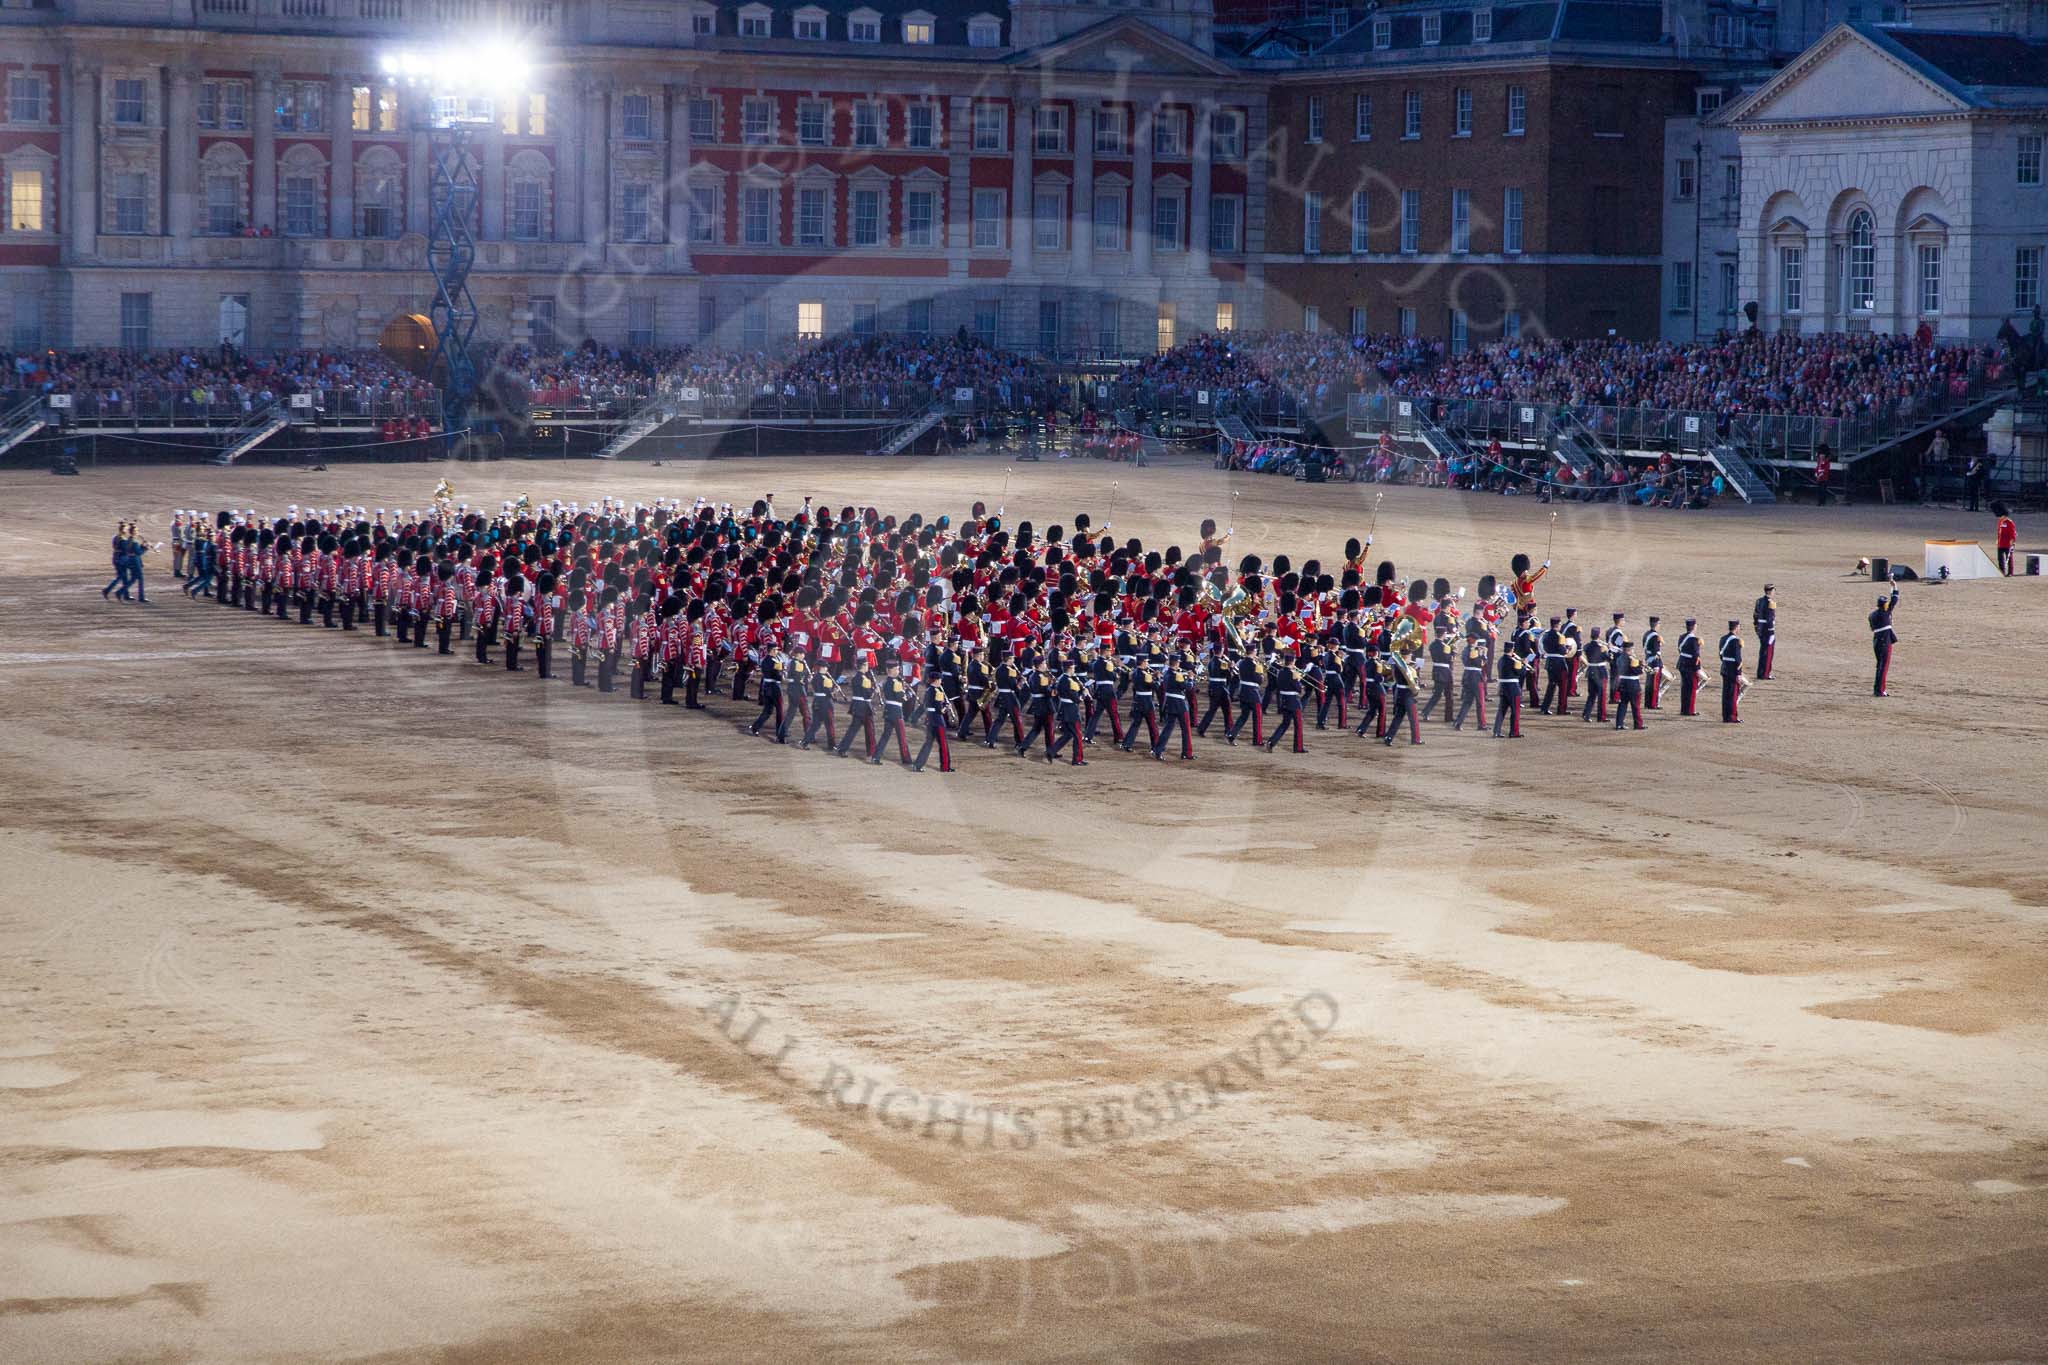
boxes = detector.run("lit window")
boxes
[902,13,934,43]
[797,300,824,339]
[1216,302,1235,333]
[9,167,44,232]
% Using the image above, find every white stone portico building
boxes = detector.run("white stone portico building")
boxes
[1725,21,2048,340]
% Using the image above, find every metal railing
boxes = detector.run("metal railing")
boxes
[14,385,442,426]
[1347,370,2017,468]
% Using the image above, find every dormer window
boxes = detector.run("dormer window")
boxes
[1421,12,1441,44]
[1372,17,1391,48]
[849,7,881,41]
[1472,8,1492,41]
[968,14,1001,47]
[902,11,935,43]
[738,4,770,37]
[692,9,714,35]
[794,6,826,38]
[1696,88,1724,116]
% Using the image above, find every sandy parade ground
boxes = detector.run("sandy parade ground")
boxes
[2,453,2046,1363]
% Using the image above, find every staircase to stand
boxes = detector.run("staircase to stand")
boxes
[593,394,676,460]
[875,403,948,456]
[0,396,47,458]
[1707,443,1777,504]
[1551,407,1623,479]
[211,401,289,465]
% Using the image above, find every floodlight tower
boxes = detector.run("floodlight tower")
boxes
[381,40,532,452]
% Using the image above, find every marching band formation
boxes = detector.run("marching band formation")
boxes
[159,484,1777,773]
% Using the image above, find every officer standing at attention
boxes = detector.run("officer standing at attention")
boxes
[1718,619,1744,723]
[1539,616,1570,715]
[1642,616,1665,709]
[1870,588,1899,696]
[1613,636,1646,730]
[1579,633,1610,724]
[1676,617,1702,716]
[1493,638,1527,739]
[1752,582,1777,680]
[1453,629,1489,731]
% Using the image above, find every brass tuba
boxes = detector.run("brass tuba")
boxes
[1203,579,1260,649]
[1388,612,1426,658]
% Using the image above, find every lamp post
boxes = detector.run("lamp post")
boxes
[381,40,532,455]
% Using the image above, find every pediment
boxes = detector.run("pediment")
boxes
[1009,17,1239,78]
[1725,26,1970,125]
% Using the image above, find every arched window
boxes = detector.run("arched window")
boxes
[1847,208,1875,312]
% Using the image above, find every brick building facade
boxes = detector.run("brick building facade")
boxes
[0,0,1761,354]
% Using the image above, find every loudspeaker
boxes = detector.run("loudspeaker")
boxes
[51,453,78,476]
[1870,556,1888,581]
[2025,553,2043,576]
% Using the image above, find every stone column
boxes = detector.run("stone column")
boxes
[481,119,505,240]
[69,65,98,258]
[1132,101,1153,277]
[166,67,198,243]
[406,110,430,236]
[1009,95,1032,276]
[946,93,971,276]
[555,83,580,243]
[1072,103,1093,278]
[329,73,354,238]
[666,84,692,270]
[582,81,606,251]
[1190,96,1214,279]
[253,71,277,232]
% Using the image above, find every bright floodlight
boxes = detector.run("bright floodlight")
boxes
[379,37,533,98]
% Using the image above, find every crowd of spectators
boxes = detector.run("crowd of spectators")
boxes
[1127,328,2008,428]
[6,347,437,416]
